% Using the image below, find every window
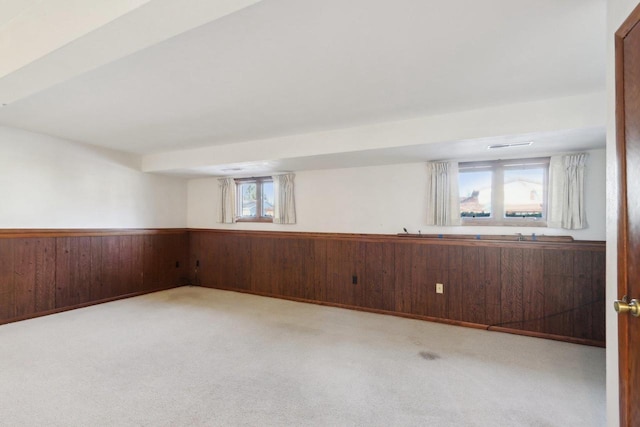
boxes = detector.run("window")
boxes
[458,157,549,226]
[235,176,274,222]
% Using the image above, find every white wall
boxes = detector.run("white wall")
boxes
[0,126,187,228]
[606,1,639,426]
[188,148,606,241]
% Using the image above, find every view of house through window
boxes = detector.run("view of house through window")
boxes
[459,168,493,218]
[459,158,548,225]
[236,177,274,221]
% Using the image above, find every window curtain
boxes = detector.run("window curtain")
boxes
[425,161,461,226]
[217,177,236,224]
[272,173,296,224]
[548,153,588,230]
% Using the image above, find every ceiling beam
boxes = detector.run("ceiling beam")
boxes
[141,92,606,175]
[0,0,262,106]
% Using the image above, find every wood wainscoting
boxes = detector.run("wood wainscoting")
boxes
[190,230,606,347]
[0,228,605,346]
[0,229,190,325]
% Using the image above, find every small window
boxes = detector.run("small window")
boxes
[235,177,274,222]
[459,158,549,226]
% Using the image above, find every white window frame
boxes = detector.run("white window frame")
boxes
[459,157,549,227]
[235,176,274,223]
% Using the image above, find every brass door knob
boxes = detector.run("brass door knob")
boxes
[614,298,640,317]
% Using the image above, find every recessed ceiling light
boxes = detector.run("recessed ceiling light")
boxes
[221,167,244,172]
[487,141,533,149]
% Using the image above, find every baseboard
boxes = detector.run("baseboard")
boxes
[199,285,606,348]
[0,284,182,327]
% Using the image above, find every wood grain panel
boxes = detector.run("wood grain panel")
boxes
[13,238,56,317]
[394,243,414,314]
[226,234,252,290]
[188,230,605,345]
[90,236,104,301]
[117,235,134,296]
[0,239,14,320]
[462,246,484,324]
[191,231,215,287]
[279,238,325,300]
[544,275,575,337]
[362,242,394,311]
[197,233,251,290]
[33,239,56,313]
[447,246,464,322]
[191,232,210,287]
[143,234,160,291]
[483,247,502,326]
[304,239,327,301]
[164,233,189,288]
[399,243,441,317]
[591,250,606,342]
[250,237,277,294]
[0,230,189,326]
[573,251,594,340]
[522,248,544,332]
[13,239,37,317]
[131,235,145,293]
[55,237,93,307]
[424,245,447,319]
[0,229,557,343]
[408,243,428,317]
[544,248,575,276]
[277,238,298,297]
[543,250,575,337]
[100,236,121,300]
[325,240,364,306]
[0,229,190,238]
[500,248,524,329]
[195,231,224,288]
[155,234,176,289]
[362,242,383,309]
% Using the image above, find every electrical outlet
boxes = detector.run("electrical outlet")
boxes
[436,283,444,294]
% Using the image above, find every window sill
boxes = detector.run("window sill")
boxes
[462,219,547,227]
[235,218,274,223]
[396,233,573,242]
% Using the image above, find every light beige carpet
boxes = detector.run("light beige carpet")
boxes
[0,286,605,426]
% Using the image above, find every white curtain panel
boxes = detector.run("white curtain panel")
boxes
[217,177,236,224]
[273,173,296,224]
[425,161,461,226]
[548,153,588,230]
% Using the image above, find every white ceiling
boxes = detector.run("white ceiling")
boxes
[0,0,40,29]
[0,0,606,175]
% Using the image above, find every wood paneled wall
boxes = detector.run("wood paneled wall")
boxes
[0,228,605,346]
[0,230,190,325]
[190,230,606,346]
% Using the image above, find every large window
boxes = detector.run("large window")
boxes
[235,177,274,222]
[458,158,549,226]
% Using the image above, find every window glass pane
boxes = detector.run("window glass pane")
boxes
[503,168,544,218]
[262,181,274,218]
[459,170,492,217]
[240,183,257,217]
